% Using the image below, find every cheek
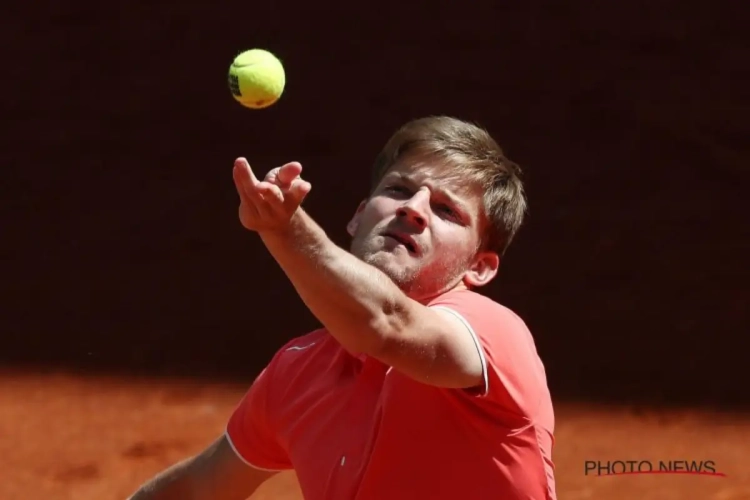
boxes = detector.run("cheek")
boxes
[352,210,385,238]
[429,227,476,257]
[369,197,397,215]
[361,200,395,226]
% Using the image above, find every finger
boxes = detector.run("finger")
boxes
[234,157,258,183]
[234,158,279,223]
[277,162,303,188]
[233,164,260,205]
[257,178,308,216]
[232,164,252,201]
[256,181,284,205]
[264,162,301,186]
[245,179,283,221]
[233,158,255,188]
[234,158,266,203]
[232,166,261,221]
[288,178,312,205]
[264,167,281,184]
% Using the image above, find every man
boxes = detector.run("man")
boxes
[129,116,556,499]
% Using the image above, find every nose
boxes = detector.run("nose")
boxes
[396,189,429,229]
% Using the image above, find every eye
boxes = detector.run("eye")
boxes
[384,184,410,196]
[435,204,458,218]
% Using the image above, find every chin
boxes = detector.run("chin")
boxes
[361,252,414,284]
[372,254,469,299]
[364,252,407,274]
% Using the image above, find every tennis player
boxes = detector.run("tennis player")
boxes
[129,116,556,500]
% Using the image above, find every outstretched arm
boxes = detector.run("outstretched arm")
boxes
[233,158,483,390]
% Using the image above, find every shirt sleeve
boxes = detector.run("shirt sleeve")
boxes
[225,356,292,471]
[429,290,548,418]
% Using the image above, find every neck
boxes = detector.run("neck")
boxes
[410,280,469,305]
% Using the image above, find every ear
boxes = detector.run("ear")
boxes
[463,251,500,288]
[346,200,368,237]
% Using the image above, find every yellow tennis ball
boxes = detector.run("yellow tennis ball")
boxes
[227,49,285,109]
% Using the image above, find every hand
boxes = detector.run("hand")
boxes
[232,157,312,233]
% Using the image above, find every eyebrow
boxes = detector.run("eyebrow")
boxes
[387,172,472,216]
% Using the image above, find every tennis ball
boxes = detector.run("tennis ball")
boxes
[227,49,285,109]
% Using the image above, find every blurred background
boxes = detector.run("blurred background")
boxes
[2,1,748,498]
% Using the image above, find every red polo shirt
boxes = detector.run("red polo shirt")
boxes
[226,289,556,499]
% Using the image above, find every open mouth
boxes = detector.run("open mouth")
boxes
[384,232,418,254]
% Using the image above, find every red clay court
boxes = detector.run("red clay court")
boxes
[3,371,748,500]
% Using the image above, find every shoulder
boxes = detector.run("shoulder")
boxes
[428,288,515,312]
[429,290,550,419]
[427,289,540,374]
[428,289,530,337]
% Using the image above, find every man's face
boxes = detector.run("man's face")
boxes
[348,157,495,301]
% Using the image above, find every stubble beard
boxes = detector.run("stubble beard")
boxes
[351,235,468,301]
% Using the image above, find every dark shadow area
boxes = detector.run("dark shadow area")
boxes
[3,2,748,408]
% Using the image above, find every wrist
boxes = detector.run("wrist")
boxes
[258,208,304,240]
[258,209,323,255]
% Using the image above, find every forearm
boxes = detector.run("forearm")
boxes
[129,459,196,500]
[260,210,410,355]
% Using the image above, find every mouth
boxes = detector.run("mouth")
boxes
[383,231,419,255]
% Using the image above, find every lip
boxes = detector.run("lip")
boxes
[382,231,420,256]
